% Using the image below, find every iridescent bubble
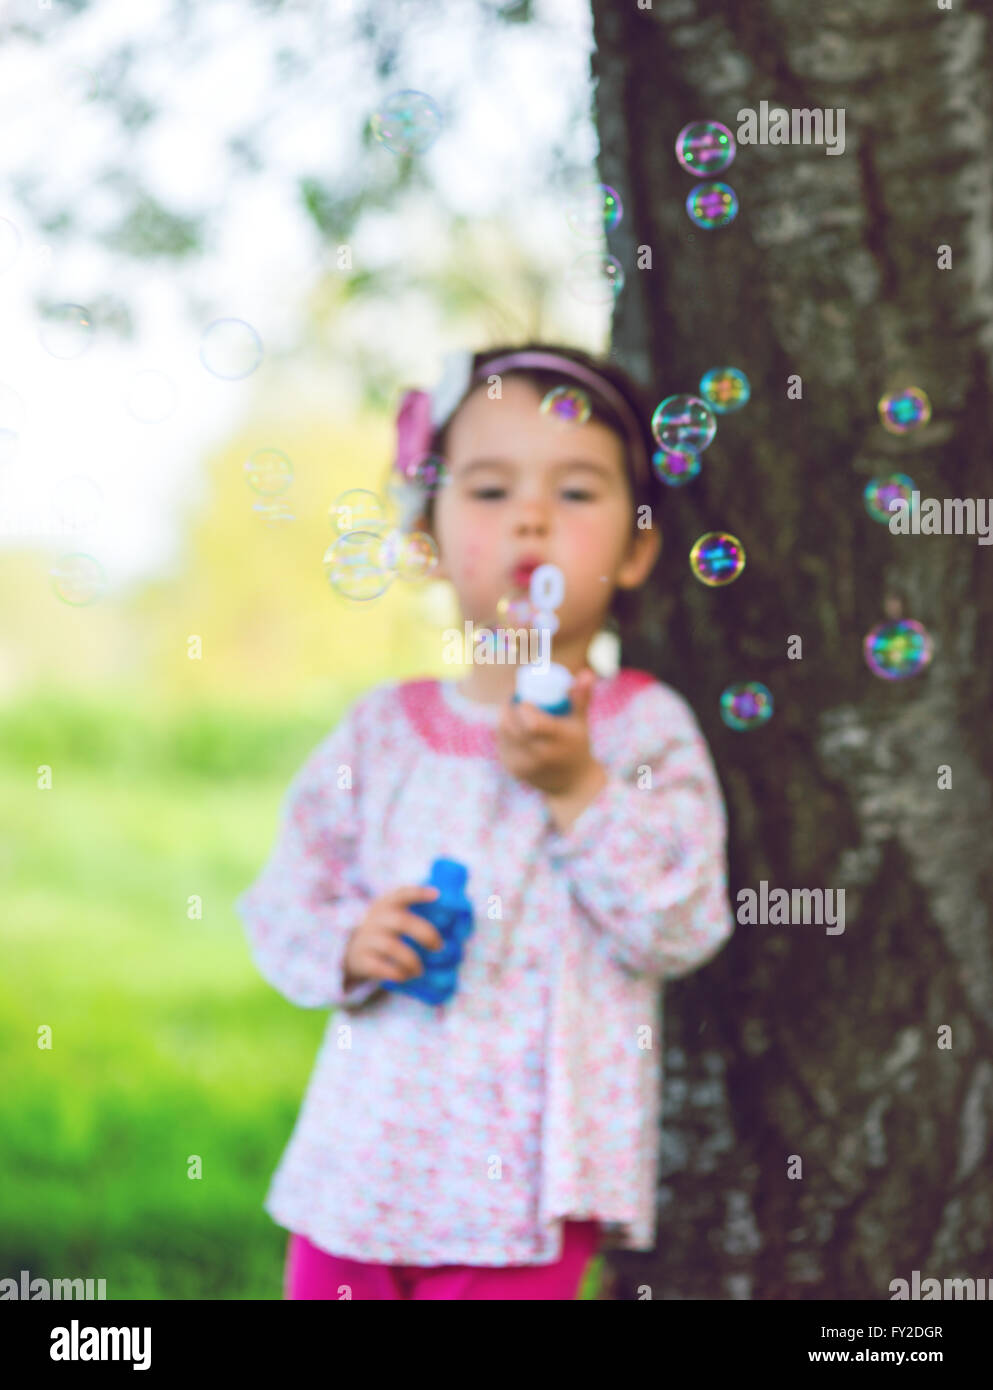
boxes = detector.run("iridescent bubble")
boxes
[125,370,178,423]
[720,681,773,730]
[200,318,263,380]
[39,304,93,359]
[496,594,535,625]
[878,387,930,435]
[244,449,293,497]
[652,448,700,486]
[0,381,26,446]
[50,552,106,606]
[863,619,933,680]
[331,489,384,534]
[0,218,22,274]
[566,253,625,305]
[675,121,736,177]
[652,395,717,453]
[690,531,745,586]
[864,473,915,524]
[323,531,394,601]
[686,182,738,230]
[699,367,750,414]
[377,528,439,581]
[539,386,591,428]
[371,89,443,156]
[253,500,296,523]
[407,453,448,491]
[51,474,103,530]
[565,183,623,239]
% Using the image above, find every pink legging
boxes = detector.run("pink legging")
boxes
[284,1220,601,1300]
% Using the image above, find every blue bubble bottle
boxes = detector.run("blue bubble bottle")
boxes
[382,858,474,1006]
[511,661,574,716]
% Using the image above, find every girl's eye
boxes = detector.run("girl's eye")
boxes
[563,490,594,501]
[470,488,505,500]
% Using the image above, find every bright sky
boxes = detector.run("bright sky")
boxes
[0,0,605,591]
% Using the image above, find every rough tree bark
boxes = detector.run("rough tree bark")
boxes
[589,0,993,1300]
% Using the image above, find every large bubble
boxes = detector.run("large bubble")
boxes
[690,532,745,586]
[371,90,443,156]
[652,395,717,453]
[200,318,263,380]
[863,619,933,680]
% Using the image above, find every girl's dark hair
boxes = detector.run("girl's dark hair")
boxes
[421,340,663,633]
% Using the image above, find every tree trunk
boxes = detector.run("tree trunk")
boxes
[590,0,993,1300]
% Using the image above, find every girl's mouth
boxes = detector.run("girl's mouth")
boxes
[511,561,541,589]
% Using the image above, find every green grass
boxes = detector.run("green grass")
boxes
[0,693,604,1300]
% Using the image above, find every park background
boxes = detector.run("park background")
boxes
[3,0,992,1302]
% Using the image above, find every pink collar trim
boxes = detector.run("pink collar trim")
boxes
[397,669,657,757]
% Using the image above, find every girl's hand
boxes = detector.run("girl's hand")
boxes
[496,667,600,797]
[343,885,445,988]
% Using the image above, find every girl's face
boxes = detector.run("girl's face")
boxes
[427,378,660,640]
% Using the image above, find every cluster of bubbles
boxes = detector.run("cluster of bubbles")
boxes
[539,385,591,427]
[689,531,746,586]
[720,681,773,731]
[861,386,933,677]
[563,182,625,305]
[649,369,750,489]
[863,619,933,680]
[863,472,914,524]
[244,447,296,523]
[323,484,440,601]
[675,121,739,230]
[878,387,930,435]
[371,90,443,156]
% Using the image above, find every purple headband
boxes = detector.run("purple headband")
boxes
[394,349,651,487]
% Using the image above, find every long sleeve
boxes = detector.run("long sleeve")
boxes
[234,697,381,1011]
[543,681,734,982]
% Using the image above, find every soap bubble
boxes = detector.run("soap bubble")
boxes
[496,594,535,625]
[0,381,26,446]
[0,218,21,274]
[378,528,439,581]
[699,367,750,414]
[864,473,915,524]
[50,552,106,605]
[863,619,933,680]
[331,489,384,534]
[566,183,623,239]
[566,253,624,304]
[51,474,103,530]
[125,370,178,423]
[406,453,448,491]
[253,500,296,523]
[878,387,930,434]
[652,395,717,453]
[720,681,773,730]
[244,449,293,497]
[200,318,263,380]
[39,303,93,359]
[686,182,738,230]
[675,121,736,177]
[690,531,745,586]
[371,89,443,156]
[539,386,591,427]
[323,531,394,601]
[652,448,700,486]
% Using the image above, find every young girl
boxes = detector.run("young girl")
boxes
[235,342,735,1301]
